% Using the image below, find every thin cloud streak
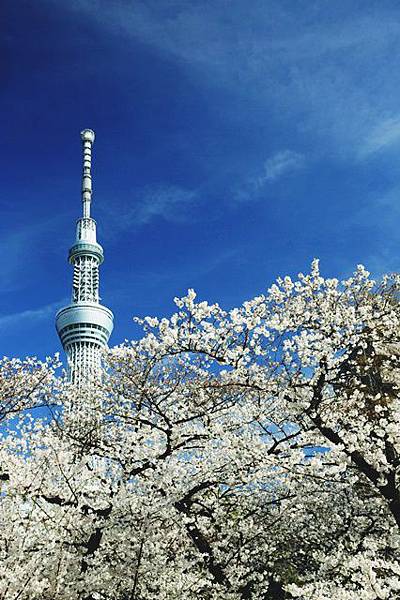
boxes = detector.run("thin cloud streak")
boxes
[135,185,198,226]
[360,116,400,157]
[0,299,66,332]
[259,150,305,184]
[0,215,65,293]
[99,184,199,238]
[234,150,306,203]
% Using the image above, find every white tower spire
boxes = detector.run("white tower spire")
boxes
[81,128,94,218]
[56,129,114,386]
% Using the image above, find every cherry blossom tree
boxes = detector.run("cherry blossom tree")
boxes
[0,356,58,483]
[0,262,399,599]
[0,356,58,425]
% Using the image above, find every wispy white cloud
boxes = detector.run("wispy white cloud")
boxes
[52,1,400,162]
[360,116,400,157]
[258,150,305,184]
[0,299,66,332]
[0,215,64,293]
[99,184,199,236]
[234,150,305,202]
[134,185,198,225]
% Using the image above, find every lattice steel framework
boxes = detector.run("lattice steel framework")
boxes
[56,130,114,386]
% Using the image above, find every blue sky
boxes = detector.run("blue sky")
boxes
[2,0,400,361]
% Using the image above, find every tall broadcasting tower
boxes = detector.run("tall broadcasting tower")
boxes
[56,130,114,385]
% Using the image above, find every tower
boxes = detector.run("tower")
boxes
[56,129,114,386]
